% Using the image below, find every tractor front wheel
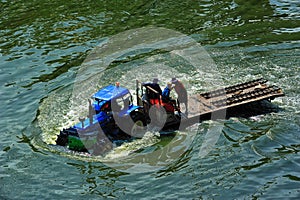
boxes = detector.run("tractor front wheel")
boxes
[129,112,147,138]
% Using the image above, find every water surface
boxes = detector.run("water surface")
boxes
[1,0,299,199]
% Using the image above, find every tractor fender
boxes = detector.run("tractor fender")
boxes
[125,105,143,115]
[116,105,145,121]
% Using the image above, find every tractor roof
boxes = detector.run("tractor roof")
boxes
[92,85,130,101]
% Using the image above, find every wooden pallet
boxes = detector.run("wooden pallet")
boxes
[185,78,284,118]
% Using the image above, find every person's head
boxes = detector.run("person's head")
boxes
[153,78,159,84]
[171,77,178,84]
[167,82,172,89]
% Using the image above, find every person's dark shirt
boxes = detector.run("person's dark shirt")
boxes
[143,82,162,99]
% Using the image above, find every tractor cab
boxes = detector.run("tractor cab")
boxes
[92,84,132,114]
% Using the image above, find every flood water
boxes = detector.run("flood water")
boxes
[1,0,299,199]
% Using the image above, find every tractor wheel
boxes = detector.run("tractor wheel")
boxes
[149,105,167,128]
[55,131,68,146]
[130,112,147,138]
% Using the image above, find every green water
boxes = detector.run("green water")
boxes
[1,0,299,199]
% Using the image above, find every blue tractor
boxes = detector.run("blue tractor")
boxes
[55,84,147,154]
[55,78,285,155]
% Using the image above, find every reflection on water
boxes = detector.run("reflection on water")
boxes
[66,161,129,198]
